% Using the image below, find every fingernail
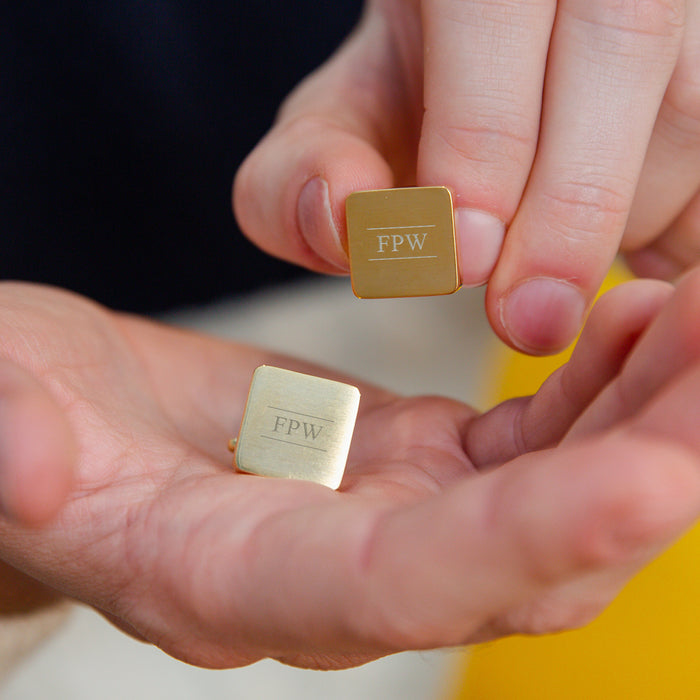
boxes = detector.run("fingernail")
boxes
[297,177,348,270]
[500,278,586,355]
[455,208,505,287]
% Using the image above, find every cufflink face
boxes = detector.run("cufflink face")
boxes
[233,366,360,490]
[346,186,459,299]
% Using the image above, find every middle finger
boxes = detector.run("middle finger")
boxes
[487,0,685,354]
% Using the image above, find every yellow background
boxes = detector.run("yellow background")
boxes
[451,264,700,699]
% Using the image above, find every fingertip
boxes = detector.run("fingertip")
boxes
[493,277,587,356]
[455,208,505,287]
[234,121,394,274]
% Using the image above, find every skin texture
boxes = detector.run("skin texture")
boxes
[0,273,699,669]
[234,0,700,355]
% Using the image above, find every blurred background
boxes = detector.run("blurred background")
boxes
[1,1,364,312]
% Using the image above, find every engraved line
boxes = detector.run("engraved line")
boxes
[368,255,438,261]
[365,224,437,231]
[267,406,335,423]
[260,434,328,452]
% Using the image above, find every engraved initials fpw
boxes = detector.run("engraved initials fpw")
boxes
[346,186,459,298]
[272,415,323,440]
[376,232,428,254]
[231,365,360,490]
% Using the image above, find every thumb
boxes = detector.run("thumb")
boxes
[233,4,422,273]
[0,359,76,526]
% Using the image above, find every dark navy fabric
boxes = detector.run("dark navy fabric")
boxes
[1,2,361,312]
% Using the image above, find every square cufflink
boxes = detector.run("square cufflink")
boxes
[346,186,459,299]
[229,366,360,490]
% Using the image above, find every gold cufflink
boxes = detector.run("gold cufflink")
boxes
[229,365,360,490]
[346,186,459,299]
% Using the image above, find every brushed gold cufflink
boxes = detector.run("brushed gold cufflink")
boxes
[229,365,361,490]
[346,186,459,299]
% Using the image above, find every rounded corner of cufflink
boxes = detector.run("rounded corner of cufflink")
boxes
[349,278,368,300]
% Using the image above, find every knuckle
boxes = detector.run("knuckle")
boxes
[541,178,631,243]
[430,112,536,172]
[584,0,685,41]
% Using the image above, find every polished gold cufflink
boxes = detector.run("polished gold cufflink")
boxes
[229,365,360,490]
[346,186,459,299]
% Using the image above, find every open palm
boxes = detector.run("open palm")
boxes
[0,276,699,670]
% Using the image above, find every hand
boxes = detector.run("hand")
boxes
[0,275,700,669]
[234,0,700,354]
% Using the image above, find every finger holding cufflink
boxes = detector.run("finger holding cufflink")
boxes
[234,0,700,356]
